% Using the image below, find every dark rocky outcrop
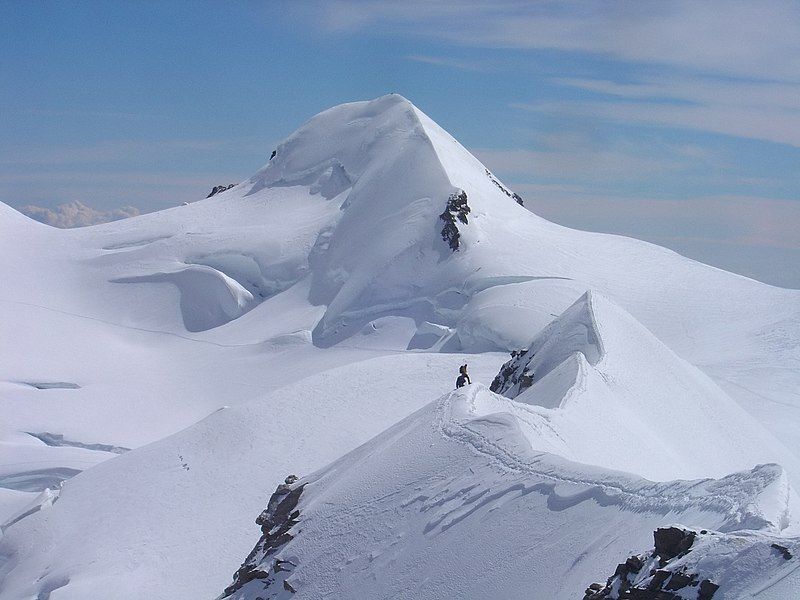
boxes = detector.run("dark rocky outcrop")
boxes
[771,543,793,560]
[206,184,236,198]
[582,527,718,600]
[654,527,696,565]
[485,169,524,205]
[490,349,534,396]
[439,190,470,251]
[219,475,304,599]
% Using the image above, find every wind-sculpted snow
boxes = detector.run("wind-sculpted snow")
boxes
[220,384,799,599]
[25,432,130,455]
[0,468,81,493]
[441,386,799,531]
[113,265,256,331]
[101,234,174,250]
[491,290,604,398]
[3,93,797,367]
[484,293,797,482]
[18,381,81,390]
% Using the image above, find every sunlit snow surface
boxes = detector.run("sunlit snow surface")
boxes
[0,95,798,599]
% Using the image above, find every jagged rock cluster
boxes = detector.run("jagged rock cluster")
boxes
[485,168,524,205]
[490,348,534,396]
[219,475,304,599]
[771,543,793,560]
[583,527,719,600]
[206,184,236,198]
[439,190,470,251]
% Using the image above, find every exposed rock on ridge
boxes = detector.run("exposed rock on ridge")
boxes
[583,525,800,600]
[490,347,534,395]
[485,168,524,205]
[219,475,304,599]
[490,291,604,400]
[583,527,717,600]
[207,184,236,198]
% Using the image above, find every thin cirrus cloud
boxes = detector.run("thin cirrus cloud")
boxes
[0,170,240,188]
[473,145,694,181]
[405,54,490,72]
[513,94,800,149]
[317,1,800,81]
[545,76,800,147]
[552,77,800,111]
[0,135,272,213]
[0,138,253,167]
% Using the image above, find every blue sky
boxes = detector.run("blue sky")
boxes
[1,1,799,287]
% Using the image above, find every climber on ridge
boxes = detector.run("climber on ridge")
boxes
[456,364,471,389]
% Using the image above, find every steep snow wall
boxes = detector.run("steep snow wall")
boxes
[486,292,798,482]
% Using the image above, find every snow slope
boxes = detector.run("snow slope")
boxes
[482,291,797,482]
[0,353,505,600]
[1,94,798,599]
[219,384,799,600]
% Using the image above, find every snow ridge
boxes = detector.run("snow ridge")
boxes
[441,385,798,534]
[485,292,797,482]
[218,382,798,599]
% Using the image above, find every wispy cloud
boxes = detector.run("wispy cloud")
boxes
[0,135,269,212]
[0,169,243,214]
[0,138,251,166]
[6,108,158,120]
[474,146,685,181]
[18,201,140,228]
[514,73,800,148]
[314,1,486,33]
[516,187,800,251]
[316,1,800,81]
[472,131,727,184]
[553,77,800,111]
[0,170,240,188]
[513,99,800,148]
[406,54,490,72]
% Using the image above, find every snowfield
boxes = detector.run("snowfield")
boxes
[1,94,798,599]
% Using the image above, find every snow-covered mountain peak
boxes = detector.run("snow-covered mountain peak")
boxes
[244,93,520,211]
[247,94,437,197]
[208,94,503,345]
